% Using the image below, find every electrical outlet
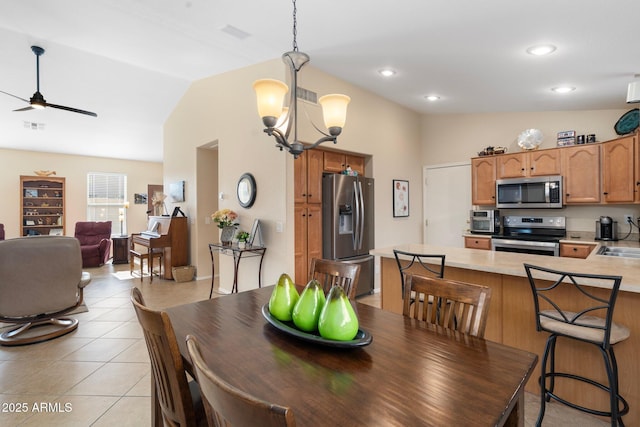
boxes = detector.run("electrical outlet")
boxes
[624,214,633,224]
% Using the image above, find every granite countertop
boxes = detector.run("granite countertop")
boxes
[371,242,640,293]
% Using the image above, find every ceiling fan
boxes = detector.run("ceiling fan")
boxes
[0,45,97,117]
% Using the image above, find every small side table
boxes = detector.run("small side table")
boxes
[209,243,266,297]
[112,235,130,264]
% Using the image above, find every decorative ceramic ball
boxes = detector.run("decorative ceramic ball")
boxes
[517,129,543,150]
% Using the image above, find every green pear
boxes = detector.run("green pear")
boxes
[318,285,359,341]
[268,273,299,321]
[292,279,326,332]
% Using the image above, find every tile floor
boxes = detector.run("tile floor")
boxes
[0,262,610,426]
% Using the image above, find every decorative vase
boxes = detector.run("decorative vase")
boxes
[220,226,236,245]
[238,241,246,249]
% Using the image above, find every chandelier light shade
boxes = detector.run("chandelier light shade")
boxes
[253,79,289,126]
[627,81,640,103]
[253,0,350,159]
[319,94,351,133]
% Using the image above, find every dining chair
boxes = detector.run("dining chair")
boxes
[524,263,630,427]
[402,274,492,338]
[393,249,445,300]
[130,287,207,427]
[186,334,297,427]
[309,258,361,299]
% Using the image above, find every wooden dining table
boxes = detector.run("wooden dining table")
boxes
[165,286,538,427]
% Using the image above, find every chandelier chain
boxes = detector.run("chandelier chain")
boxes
[292,0,298,52]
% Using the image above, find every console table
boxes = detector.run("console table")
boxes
[208,243,266,297]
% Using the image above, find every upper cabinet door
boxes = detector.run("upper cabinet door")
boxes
[471,156,496,206]
[601,135,635,203]
[496,153,528,179]
[529,148,561,176]
[561,144,601,204]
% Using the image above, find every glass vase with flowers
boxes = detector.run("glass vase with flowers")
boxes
[212,209,239,244]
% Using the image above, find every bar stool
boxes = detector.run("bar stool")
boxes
[393,249,445,297]
[524,263,630,426]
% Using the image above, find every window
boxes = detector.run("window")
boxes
[87,173,127,234]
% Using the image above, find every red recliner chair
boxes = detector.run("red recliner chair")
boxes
[74,221,112,267]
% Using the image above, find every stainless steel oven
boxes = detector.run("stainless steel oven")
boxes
[491,215,565,257]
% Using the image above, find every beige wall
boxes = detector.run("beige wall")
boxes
[164,59,424,291]
[420,109,640,231]
[1,147,162,240]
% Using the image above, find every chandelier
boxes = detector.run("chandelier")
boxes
[253,0,350,159]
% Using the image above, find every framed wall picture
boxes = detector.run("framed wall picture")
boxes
[393,179,409,217]
[169,180,185,202]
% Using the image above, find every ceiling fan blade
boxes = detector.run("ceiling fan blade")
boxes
[0,90,30,103]
[45,102,98,117]
[13,106,35,112]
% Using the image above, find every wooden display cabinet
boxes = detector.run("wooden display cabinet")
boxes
[20,175,65,237]
[601,134,636,203]
[561,144,601,204]
[496,149,561,179]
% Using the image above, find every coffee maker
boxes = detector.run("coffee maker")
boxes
[595,216,618,241]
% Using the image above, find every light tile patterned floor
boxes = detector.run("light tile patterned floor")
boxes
[0,263,610,426]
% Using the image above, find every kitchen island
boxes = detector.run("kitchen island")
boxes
[371,243,640,426]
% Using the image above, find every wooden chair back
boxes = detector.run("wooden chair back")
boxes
[403,274,492,338]
[393,250,445,298]
[187,335,296,427]
[309,258,361,299]
[131,287,199,427]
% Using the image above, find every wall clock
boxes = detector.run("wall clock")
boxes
[237,173,257,208]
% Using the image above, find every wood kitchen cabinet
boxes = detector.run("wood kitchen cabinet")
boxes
[471,156,496,205]
[559,242,596,259]
[323,151,365,176]
[561,144,601,204]
[294,204,322,285]
[601,134,636,203]
[464,236,492,250]
[496,149,561,179]
[294,150,323,204]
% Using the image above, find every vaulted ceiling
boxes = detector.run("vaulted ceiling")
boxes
[0,0,638,162]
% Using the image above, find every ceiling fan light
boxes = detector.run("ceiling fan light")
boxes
[319,94,351,132]
[253,79,289,127]
[626,81,640,103]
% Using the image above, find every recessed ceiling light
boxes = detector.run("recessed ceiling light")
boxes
[526,44,557,56]
[378,69,396,77]
[424,95,440,101]
[551,86,575,94]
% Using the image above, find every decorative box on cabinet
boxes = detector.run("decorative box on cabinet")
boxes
[20,175,65,237]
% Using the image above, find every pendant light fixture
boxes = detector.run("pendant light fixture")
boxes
[253,0,350,159]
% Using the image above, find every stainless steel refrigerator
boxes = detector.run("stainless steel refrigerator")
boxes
[322,174,375,297]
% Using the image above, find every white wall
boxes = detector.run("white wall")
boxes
[1,147,162,240]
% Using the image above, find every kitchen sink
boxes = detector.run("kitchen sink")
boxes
[597,246,640,259]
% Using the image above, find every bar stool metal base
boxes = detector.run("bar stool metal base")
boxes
[537,334,629,427]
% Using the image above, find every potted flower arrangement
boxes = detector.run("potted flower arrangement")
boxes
[236,231,250,249]
[211,209,238,244]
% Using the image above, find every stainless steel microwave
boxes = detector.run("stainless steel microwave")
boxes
[496,175,563,209]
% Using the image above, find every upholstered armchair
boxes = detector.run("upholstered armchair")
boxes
[0,236,91,345]
[74,221,112,267]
